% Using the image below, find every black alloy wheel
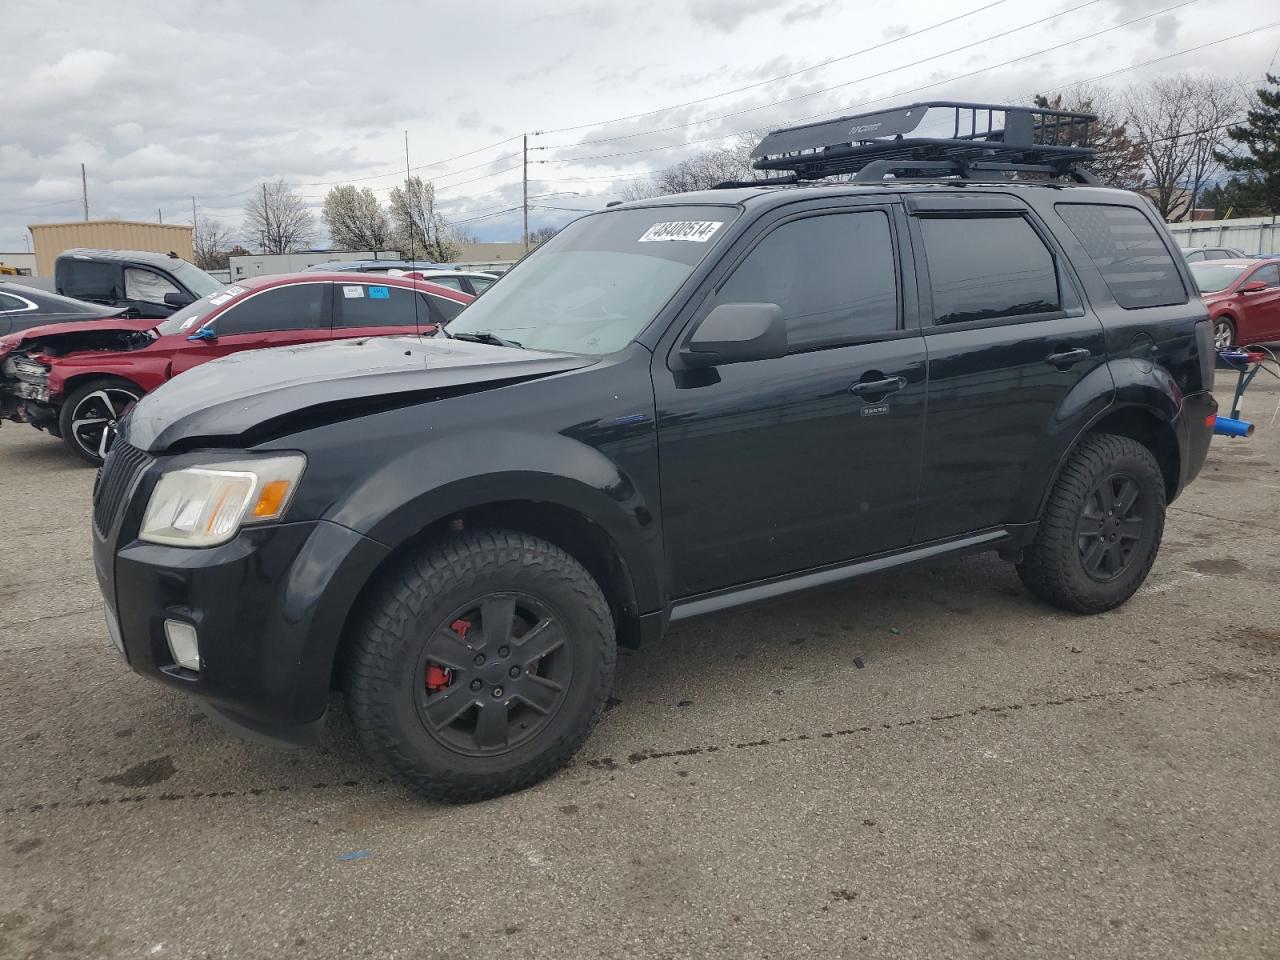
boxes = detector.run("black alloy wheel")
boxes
[1075,473,1147,582]
[415,593,573,757]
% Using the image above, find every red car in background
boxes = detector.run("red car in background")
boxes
[0,272,471,464]
[1189,258,1280,349]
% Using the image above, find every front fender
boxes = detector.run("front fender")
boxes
[326,427,663,613]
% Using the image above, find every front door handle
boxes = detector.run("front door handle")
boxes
[850,376,907,398]
[1045,347,1091,368]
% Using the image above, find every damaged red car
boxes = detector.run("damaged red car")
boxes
[0,272,471,464]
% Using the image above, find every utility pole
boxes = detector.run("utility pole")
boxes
[81,163,89,221]
[191,196,197,226]
[158,208,163,224]
[262,182,269,254]
[522,135,527,256]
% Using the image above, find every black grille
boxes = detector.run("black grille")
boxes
[93,439,152,536]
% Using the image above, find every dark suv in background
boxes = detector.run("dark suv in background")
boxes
[55,248,224,318]
[91,103,1217,803]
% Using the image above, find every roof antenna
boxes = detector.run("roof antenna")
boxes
[405,129,426,338]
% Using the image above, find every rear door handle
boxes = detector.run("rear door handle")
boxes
[1045,347,1091,368]
[850,376,907,397]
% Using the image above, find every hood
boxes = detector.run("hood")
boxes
[122,334,596,451]
[0,315,154,358]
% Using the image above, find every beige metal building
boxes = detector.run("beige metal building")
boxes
[27,220,194,277]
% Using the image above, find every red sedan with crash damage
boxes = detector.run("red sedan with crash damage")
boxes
[0,272,471,464]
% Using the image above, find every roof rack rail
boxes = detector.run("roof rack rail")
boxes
[748,101,1098,184]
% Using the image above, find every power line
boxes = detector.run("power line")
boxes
[535,0,1212,166]
[542,0,1110,150]
[0,197,83,216]
[534,0,1011,137]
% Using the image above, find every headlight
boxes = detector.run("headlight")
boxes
[139,454,306,547]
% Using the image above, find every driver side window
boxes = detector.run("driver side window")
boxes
[216,283,328,335]
[125,268,179,305]
[716,211,899,350]
[1254,263,1280,288]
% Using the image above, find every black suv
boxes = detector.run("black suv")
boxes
[56,248,224,318]
[92,103,1217,802]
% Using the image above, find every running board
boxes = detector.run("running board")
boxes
[668,529,1010,622]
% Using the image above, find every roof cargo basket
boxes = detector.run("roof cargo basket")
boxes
[749,101,1098,184]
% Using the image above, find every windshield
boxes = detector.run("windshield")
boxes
[1190,262,1248,293]
[169,260,224,297]
[445,205,738,354]
[154,285,242,336]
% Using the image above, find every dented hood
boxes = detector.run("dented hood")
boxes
[0,315,154,358]
[122,334,595,451]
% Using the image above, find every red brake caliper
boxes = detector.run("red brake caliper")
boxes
[426,619,471,693]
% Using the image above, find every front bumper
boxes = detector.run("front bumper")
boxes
[95,513,390,746]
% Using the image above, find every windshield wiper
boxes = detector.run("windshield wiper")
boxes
[447,331,523,348]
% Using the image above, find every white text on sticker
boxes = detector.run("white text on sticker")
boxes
[638,221,723,243]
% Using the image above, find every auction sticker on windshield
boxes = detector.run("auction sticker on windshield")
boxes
[638,221,723,243]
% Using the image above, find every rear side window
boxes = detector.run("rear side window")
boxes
[61,260,121,300]
[717,210,898,349]
[337,283,421,328]
[918,216,1060,325]
[1056,203,1187,309]
[218,283,328,334]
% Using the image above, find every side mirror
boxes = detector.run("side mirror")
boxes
[1240,280,1267,294]
[186,324,217,342]
[164,291,195,308]
[680,302,788,368]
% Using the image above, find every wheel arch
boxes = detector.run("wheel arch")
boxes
[1038,402,1181,518]
[330,496,649,691]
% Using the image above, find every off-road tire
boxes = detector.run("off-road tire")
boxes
[1017,434,1166,614]
[345,529,616,803]
[57,377,143,466]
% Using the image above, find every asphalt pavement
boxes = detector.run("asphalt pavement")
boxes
[2,370,1278,960]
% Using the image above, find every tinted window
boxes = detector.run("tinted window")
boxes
[470,277,495,294]
[1254,263,1280,287]
[125,267,179,305]
[0,292,29,311]
[1056,203,1187,309]
[217,283,327,334]
[61,260,121,300]
[1185,250,1205,262]
[717,211,897,348]
[918,216,1059,324]
[336,283,421,328]
[430,293,465,323]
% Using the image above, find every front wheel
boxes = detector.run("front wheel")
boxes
[345,529,616,803]
[1213,317,1236,350]
[57,377,144,466]
[1017,434,1166,614]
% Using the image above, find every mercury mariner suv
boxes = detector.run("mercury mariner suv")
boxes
[91,103,1217,802]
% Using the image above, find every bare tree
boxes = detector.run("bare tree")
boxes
[243,179,316,254]
[388,176,458,262]
[322,185,392,251]
[1034,87,1144,190]
[191,214,233,270]
[1126,75,1241,221]
[619,133,768,199]
[528,225,561,245]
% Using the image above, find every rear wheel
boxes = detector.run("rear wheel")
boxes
[58,378,143,465]
[1213,316,1236,349]
[1017,434,1166,613]
[345,529,616,803]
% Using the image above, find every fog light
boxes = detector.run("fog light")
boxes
[164,620,200,672]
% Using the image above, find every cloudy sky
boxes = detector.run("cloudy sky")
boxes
[1,0,1277,254]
